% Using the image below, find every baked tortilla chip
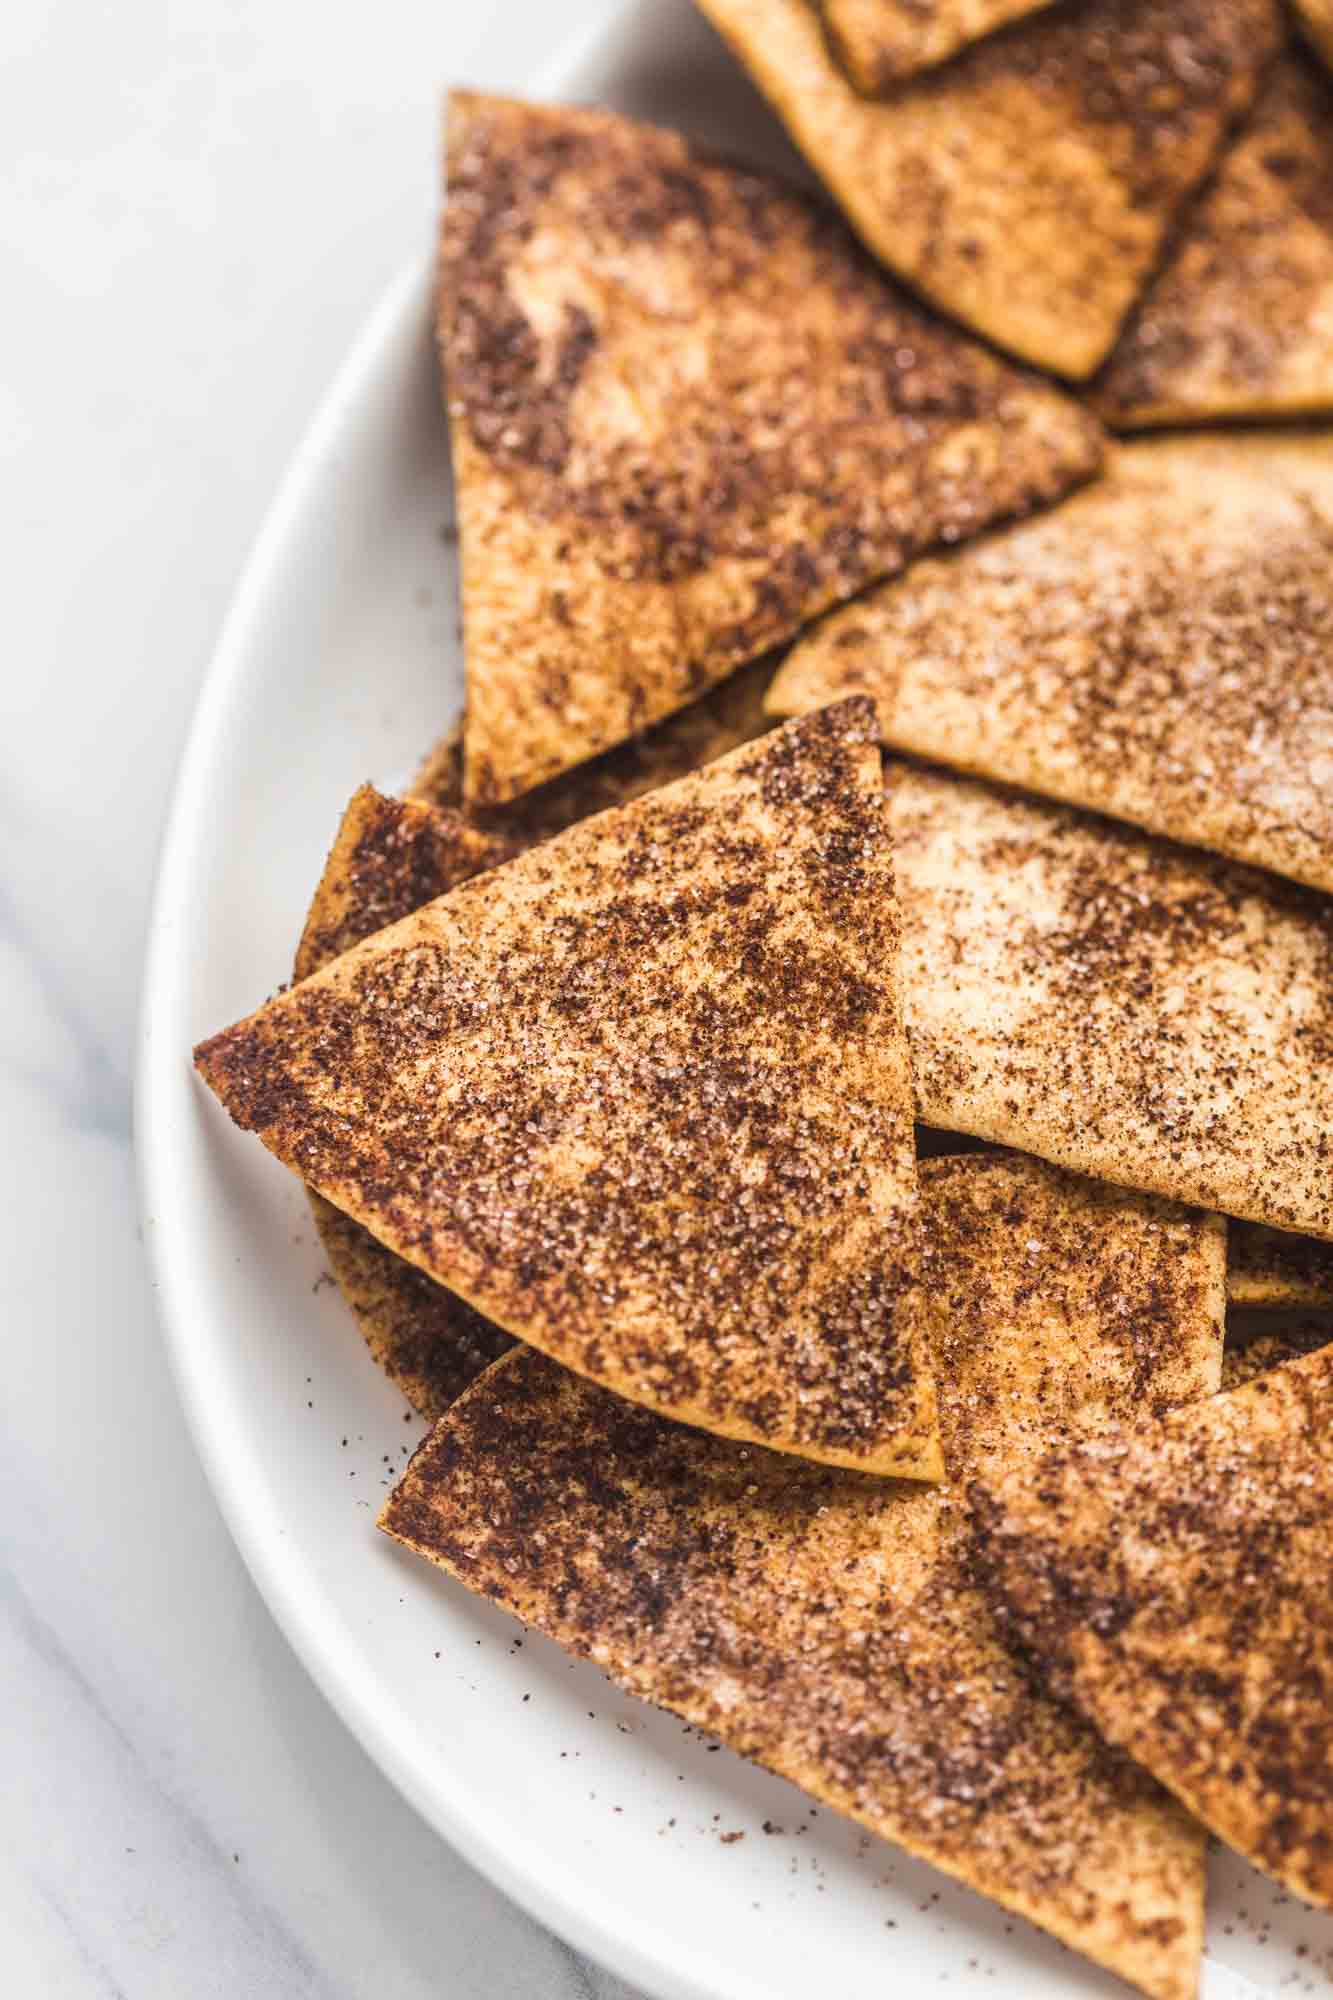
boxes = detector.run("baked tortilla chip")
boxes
[1295,1,1333,75]
[442,90,1102,803]
[198,704,940,1476]
[693,0,1279,377]
[971,1345,1333,1910]
[383,1150,1224,2000]
[1097,57,1333,427]
[890,764,1333,1239]
[304,671,779,1416]
[771,434,1333,892]
[296,785,515,1417]
[818,0,1053,93]
[409,656,776,839]
[302,669,779,1415]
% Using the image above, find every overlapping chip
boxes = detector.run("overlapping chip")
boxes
[771,433,1333,891]
[817,0,1053,93]
[441,90,1101,802]
[300,672,778,1414]
[971,1345,1333,1911]
[198,704,941,1476]
[693,0,1279,376]
[294,785,515,1416]
[292,784,508,988]
[890,763,1333,1237]
[383,1150,1225,2000]
[915,1137,1333,1310]
[1097,56,1333,427]
[410,656,776,838]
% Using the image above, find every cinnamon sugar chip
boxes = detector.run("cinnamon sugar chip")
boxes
[296,785,514,1417]
[1097,56,1333,427]
[303,674,777,1416]
[694,0,1279,377]
[382,1151,1225,2000]
[771,434,1333,892]
[198,704,940,1477]
[890,763,1333,1239]
[441,91,1101,803]
[972,1345,1333,1911]
[817,0,1053,93]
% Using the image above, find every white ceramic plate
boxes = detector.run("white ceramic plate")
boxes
[138,5,1331,1996]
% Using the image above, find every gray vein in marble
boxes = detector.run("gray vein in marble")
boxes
[31,1881,133,2000]
[551,1932,602,2000]
[3,1567,332,1998]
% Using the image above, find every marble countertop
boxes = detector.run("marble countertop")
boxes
[1,3,641,1993]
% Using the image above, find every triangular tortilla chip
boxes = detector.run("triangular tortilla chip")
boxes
[889,763,1333,1239]
[305,674,780,1416]
[442,91,1102,803]
[694,0,1280,378]
[409,656,776,838]
[383,1150,1225,2000]
[1097,56,1333,427]
[1222,1311,1332,1389]
[770,433,1333,892]
[817,0,1054,93]
[198,704,940,1476]
[1228,1225,1333,1311]
[1295,0,1333,75]
[971,1345,1333,1910]
[295,785,515,1417]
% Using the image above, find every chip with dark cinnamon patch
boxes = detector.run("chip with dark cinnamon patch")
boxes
[197,703,941,1477]
[890,763,1333,1238]
[694,0,1280,377]
[441,90,1101,803]
[971,1345,1333,1911]
[771,434,1333,892]
[817,0,1054,93]
[293,784,508,988]
[382,1150,1225,2000]
[1097,55,1333,428]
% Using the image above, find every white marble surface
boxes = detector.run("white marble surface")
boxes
[1,3,643,1993]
